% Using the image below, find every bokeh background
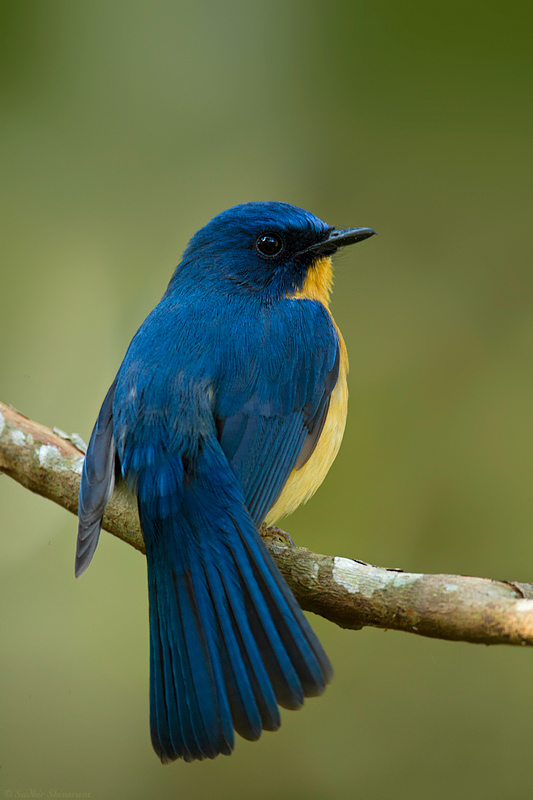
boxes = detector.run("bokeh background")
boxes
[2,1,533,797]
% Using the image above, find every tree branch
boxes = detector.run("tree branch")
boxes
[2,399,533,646]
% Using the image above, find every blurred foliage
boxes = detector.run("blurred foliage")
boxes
[1,1,533,798]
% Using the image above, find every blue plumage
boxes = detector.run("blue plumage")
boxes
[76,201,375,762]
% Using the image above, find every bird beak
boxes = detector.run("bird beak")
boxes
[299,226,376,257]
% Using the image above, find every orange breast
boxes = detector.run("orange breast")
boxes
[265,257,349,523]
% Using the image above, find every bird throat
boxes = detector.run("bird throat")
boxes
[290,256,334,308]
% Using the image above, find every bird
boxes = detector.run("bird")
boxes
[76,201,375,763]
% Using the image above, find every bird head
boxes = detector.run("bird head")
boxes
[169,202,375,300]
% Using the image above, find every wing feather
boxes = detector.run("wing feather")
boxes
[216,300,339,525]
[75,380,117,577]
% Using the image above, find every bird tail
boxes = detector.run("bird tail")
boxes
[136,446,332,763]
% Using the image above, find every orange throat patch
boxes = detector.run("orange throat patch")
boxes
[290,256,334,307]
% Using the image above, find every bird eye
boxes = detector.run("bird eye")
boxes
[255,233,284,257]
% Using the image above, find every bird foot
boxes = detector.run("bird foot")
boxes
[259,525,295,547]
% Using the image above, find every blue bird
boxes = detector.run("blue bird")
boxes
[76,201,375,762]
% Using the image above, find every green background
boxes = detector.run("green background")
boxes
[2,1,533,797]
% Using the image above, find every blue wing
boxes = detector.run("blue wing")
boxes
[76,296,338,568]
[215,298,339,525]
[76,380,117,577]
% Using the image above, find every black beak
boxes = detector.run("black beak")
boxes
[299,226,376,257]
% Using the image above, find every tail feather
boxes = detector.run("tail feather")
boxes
[239,529,333,695]
[149,598,179,761]
[148,563,234,762]
[146,517,237,762]
[227,538,304,711]
[137,446,332,763]
[204,560,278,738]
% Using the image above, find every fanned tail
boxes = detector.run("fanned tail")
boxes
[137,445,332,763]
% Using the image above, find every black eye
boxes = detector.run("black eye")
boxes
[255,233,284,257]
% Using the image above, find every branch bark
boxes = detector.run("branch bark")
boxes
[2,399,533,646]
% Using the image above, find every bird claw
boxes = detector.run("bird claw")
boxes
[259,525,295,547]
